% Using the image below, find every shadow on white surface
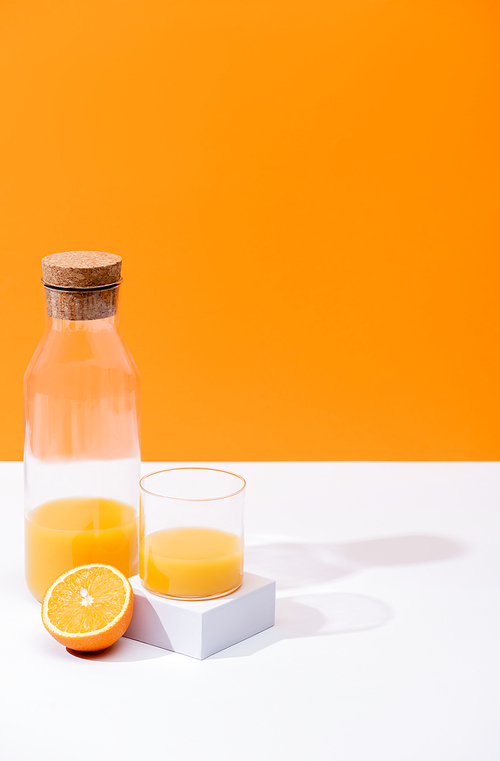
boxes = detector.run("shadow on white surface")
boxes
[279,592,392,635]
[245,534,465,590]
[210,533,464,659]
[66,636,169,663]
[210,592,392,659]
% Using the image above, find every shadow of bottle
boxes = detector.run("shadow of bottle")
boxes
[245,533,464,591]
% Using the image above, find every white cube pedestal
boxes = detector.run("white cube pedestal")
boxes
[124,573,276,659]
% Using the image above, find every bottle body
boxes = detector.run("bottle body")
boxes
[24,282,140,601]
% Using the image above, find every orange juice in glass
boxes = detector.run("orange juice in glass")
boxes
[139,468,245,600]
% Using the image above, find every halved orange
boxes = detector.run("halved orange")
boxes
[42,564,134,651]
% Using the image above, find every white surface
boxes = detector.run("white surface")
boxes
[126,572,276,659]
[2,461,500,761]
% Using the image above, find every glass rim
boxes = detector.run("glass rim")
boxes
[139,467,246,502]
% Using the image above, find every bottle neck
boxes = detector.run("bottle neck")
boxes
[45,313,119,333]
[43,283,121,327]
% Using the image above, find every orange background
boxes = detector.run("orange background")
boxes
[1,0,499,461]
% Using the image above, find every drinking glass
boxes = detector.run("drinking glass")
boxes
[139,468,245,600]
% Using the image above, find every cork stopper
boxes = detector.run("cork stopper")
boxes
[42,251,122,289]
[42,251,122,321]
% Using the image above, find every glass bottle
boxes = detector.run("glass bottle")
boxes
[24,251,140,602]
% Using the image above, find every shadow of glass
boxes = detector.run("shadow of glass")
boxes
[245,534,465,591]
[210,591,392,659]
[66,636,169,663]
[296,592,391,634]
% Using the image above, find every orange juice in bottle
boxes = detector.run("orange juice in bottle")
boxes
[24,252,140,601]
